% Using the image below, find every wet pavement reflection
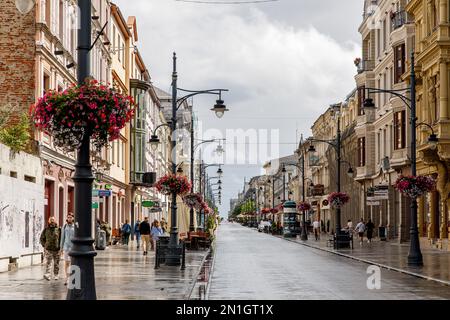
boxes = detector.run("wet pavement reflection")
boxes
[0,245,208,300]
[207,222,450,300]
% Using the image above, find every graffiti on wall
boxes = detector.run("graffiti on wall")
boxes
[0,175,44,258]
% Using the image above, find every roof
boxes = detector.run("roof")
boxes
[154,87,171,100]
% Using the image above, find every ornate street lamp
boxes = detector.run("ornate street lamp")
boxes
[362,51,439,266]
[15,0,35,14]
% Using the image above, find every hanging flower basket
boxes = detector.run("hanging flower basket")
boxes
[31,80,135,152]
[297,202,311,211]
[270,208,279,214]
[394,175,436,199]
[261,208,271,214]
[155,174,191,196]
[328,192,350,208]
[183,193,202,209]
[354,57,361,67]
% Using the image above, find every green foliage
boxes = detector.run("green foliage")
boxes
[0,113,31,153]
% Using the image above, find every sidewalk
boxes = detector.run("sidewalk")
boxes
[272,231,450,286]
[0,244,210,300]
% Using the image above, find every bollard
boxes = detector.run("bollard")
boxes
[154,240,160,269]
[181,240,186,270]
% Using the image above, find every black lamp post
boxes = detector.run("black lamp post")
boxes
[67,0,96,300]
[362,51,438,266]
[307,104,355,248]
[166,53,228,266]
[189,139,225,231]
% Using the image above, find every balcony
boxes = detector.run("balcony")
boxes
[130,172,156,187]
[391,10,409,31]
[357,59,375,74]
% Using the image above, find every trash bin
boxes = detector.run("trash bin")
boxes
[156,235,170,264]
[95,230,107,250]
[378,226,387,241]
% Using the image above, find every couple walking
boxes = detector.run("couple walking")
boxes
[353,218,375,245]
[137,217,164,255]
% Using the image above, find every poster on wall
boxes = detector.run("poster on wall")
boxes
[0,175,45,259]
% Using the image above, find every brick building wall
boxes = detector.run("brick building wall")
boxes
[0,0,36,124]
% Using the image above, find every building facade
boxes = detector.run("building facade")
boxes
[407,0,450,250]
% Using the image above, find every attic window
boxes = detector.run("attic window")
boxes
[24,175,36,183]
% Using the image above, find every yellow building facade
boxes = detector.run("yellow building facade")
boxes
[407,0,450,250]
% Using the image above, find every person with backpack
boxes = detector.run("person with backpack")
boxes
[40,216,61,281]
[121,220,132,246]
[134,219,141,249]
[60,213,75,285]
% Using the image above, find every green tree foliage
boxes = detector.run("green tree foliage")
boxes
[0,113,31,153]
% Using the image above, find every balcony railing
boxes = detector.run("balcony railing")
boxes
[357,59,375,74]
[391,10,409,31]
[130,171,156,187]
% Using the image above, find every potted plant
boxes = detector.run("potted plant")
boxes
[155,174,191,196]
[31,80,134,152]
[183,193,203,209]
[297,202,311,211]
[394,175,436,198]
[328,192,350,208]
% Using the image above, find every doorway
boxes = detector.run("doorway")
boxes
[58,187,64,227]
[44,180,54,225]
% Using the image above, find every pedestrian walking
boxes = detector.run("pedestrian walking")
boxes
[60,213,75,285]
[121,220,131,246]
[366,219,375,243]
[312,219,320,241]
[101,221,112,246]
[151,220,164,251]
[134,219,141,249]
[346,219,353,233]
[40,216,61,281]
[355,218,366,245]
[160,217,167,233]
[139,217,151,255]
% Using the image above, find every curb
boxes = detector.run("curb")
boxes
[279,236,450,287]
[185,248,212,300]
[205,241,217,300]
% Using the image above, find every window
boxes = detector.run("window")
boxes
[45,0,51,26]
[358,138,366,167]
[357,86,365,115]
[43,73,50,94]
[117,140,120,166]
[59,0,64,40]
[394,110,406,149]
[394,44,405,83]
[112,25,116,50]
[118,35,121,62]
[122,141,125,169]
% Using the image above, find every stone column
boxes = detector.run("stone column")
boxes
[429,191,437,239]
[440,198,447,239]
[440,0,448,23]
[418,196,425,237]
[439,61,449,119]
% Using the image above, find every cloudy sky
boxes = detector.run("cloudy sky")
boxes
[115,0,364,217]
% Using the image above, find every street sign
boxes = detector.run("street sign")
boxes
[367,201,380,206]
[98,190,112,197]
[92,190,99,197]
[142,200,158,208]
[92,202,99,209]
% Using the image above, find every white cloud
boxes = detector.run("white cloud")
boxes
[114,0,361,214]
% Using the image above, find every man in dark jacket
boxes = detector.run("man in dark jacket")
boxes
[139,217,151,255]
[40,216,61,281]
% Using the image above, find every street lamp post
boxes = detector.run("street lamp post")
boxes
[362,52,438,266]
[68,0,96,300]
[190,139,225,232]
[166,53,228,266]
[308,106,355,248]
